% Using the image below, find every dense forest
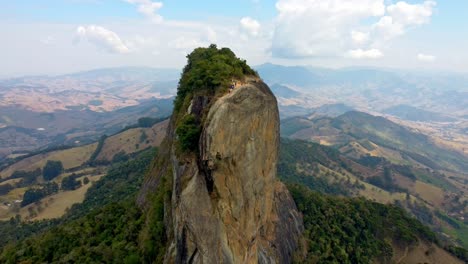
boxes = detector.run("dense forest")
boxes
[278,138,353,196]
[289,184,437,263]
[0,148,167,263]
[279,138,467,262]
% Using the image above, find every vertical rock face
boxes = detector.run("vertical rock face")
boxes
[165,79,303,264]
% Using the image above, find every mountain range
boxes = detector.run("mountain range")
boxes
[0,59,466,262]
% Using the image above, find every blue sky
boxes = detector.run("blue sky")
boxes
[1,0,467,76]
[2,1,277,22]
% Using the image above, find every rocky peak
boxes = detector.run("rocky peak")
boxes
[139,45,303,263]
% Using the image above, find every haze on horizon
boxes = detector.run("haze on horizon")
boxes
[1,0,468,77]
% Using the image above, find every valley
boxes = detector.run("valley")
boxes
[0,119,168,221]
[0,67,176,159]
[0,62,466,262]
[4,0,468,262]
[279,111,468,248]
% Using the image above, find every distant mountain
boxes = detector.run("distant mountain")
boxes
[255,64,468,119]
[0,67,178,158]
[256,63,404,89]
[384,105,456,122]
[256,63,322,87]
[282,111,468,173]
[257,63,468,92]
[270,83,301,98]
[63,67,180,82]
[0,67,179,113]
[312,103,354,117]
[0,67,180,88]
[0,98,173,159]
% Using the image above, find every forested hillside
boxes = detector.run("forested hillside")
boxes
[0,139,465,263]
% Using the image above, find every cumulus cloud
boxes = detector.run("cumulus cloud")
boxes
[75,25,130,54]
[167,25,218,55]
[373,1,436,40]
[351,30,370,45]
[124,0,163,23]
[387,1,436,26]
[417,53,436,62]
[347,49,383,59]
[271,0,386,58]
[271,0,436,59]
[240,17,261,38]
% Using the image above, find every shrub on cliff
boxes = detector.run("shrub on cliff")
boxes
[174,44,257,112]
[176,114,201,152]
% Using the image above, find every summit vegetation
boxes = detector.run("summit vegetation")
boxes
[174,44,257,112]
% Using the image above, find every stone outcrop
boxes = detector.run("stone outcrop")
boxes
[141,77,303,264]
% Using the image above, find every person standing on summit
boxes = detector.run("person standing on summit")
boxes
[229,80,235,92]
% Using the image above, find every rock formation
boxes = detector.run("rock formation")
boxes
[168,80,302,264]
[138,46,303,263]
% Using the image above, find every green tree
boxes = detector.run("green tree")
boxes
[10,168,42,186]
[112,151,129,163]
[0,184,13,196]
[43,160,63,181]
[61,174,82,191]
[83,177,90,185]
[21,182,59,207]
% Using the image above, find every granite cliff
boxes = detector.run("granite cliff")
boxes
[138,45,303,263]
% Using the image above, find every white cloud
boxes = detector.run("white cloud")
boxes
[372,16,404,40]
[372,1,436,41]
[387,1,436,26]
[205,27,218,43]
[271,0,386,58]
[347,48,383,59]
[124,0,163,23]
[75,25,130,54]
[240,17,261,37]
[271,0,436,59]
[417,53,435,62]
[351,30,369,45]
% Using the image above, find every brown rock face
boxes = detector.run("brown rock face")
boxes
[142,79,303,263]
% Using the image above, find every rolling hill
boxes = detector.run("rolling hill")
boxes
[279,138,468,249]
[280,112,468,249]
[384,105,456,122]
[282,111,468,173]
[0,67,179,160]
[0,119,168,221]
[0,98,173,159]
